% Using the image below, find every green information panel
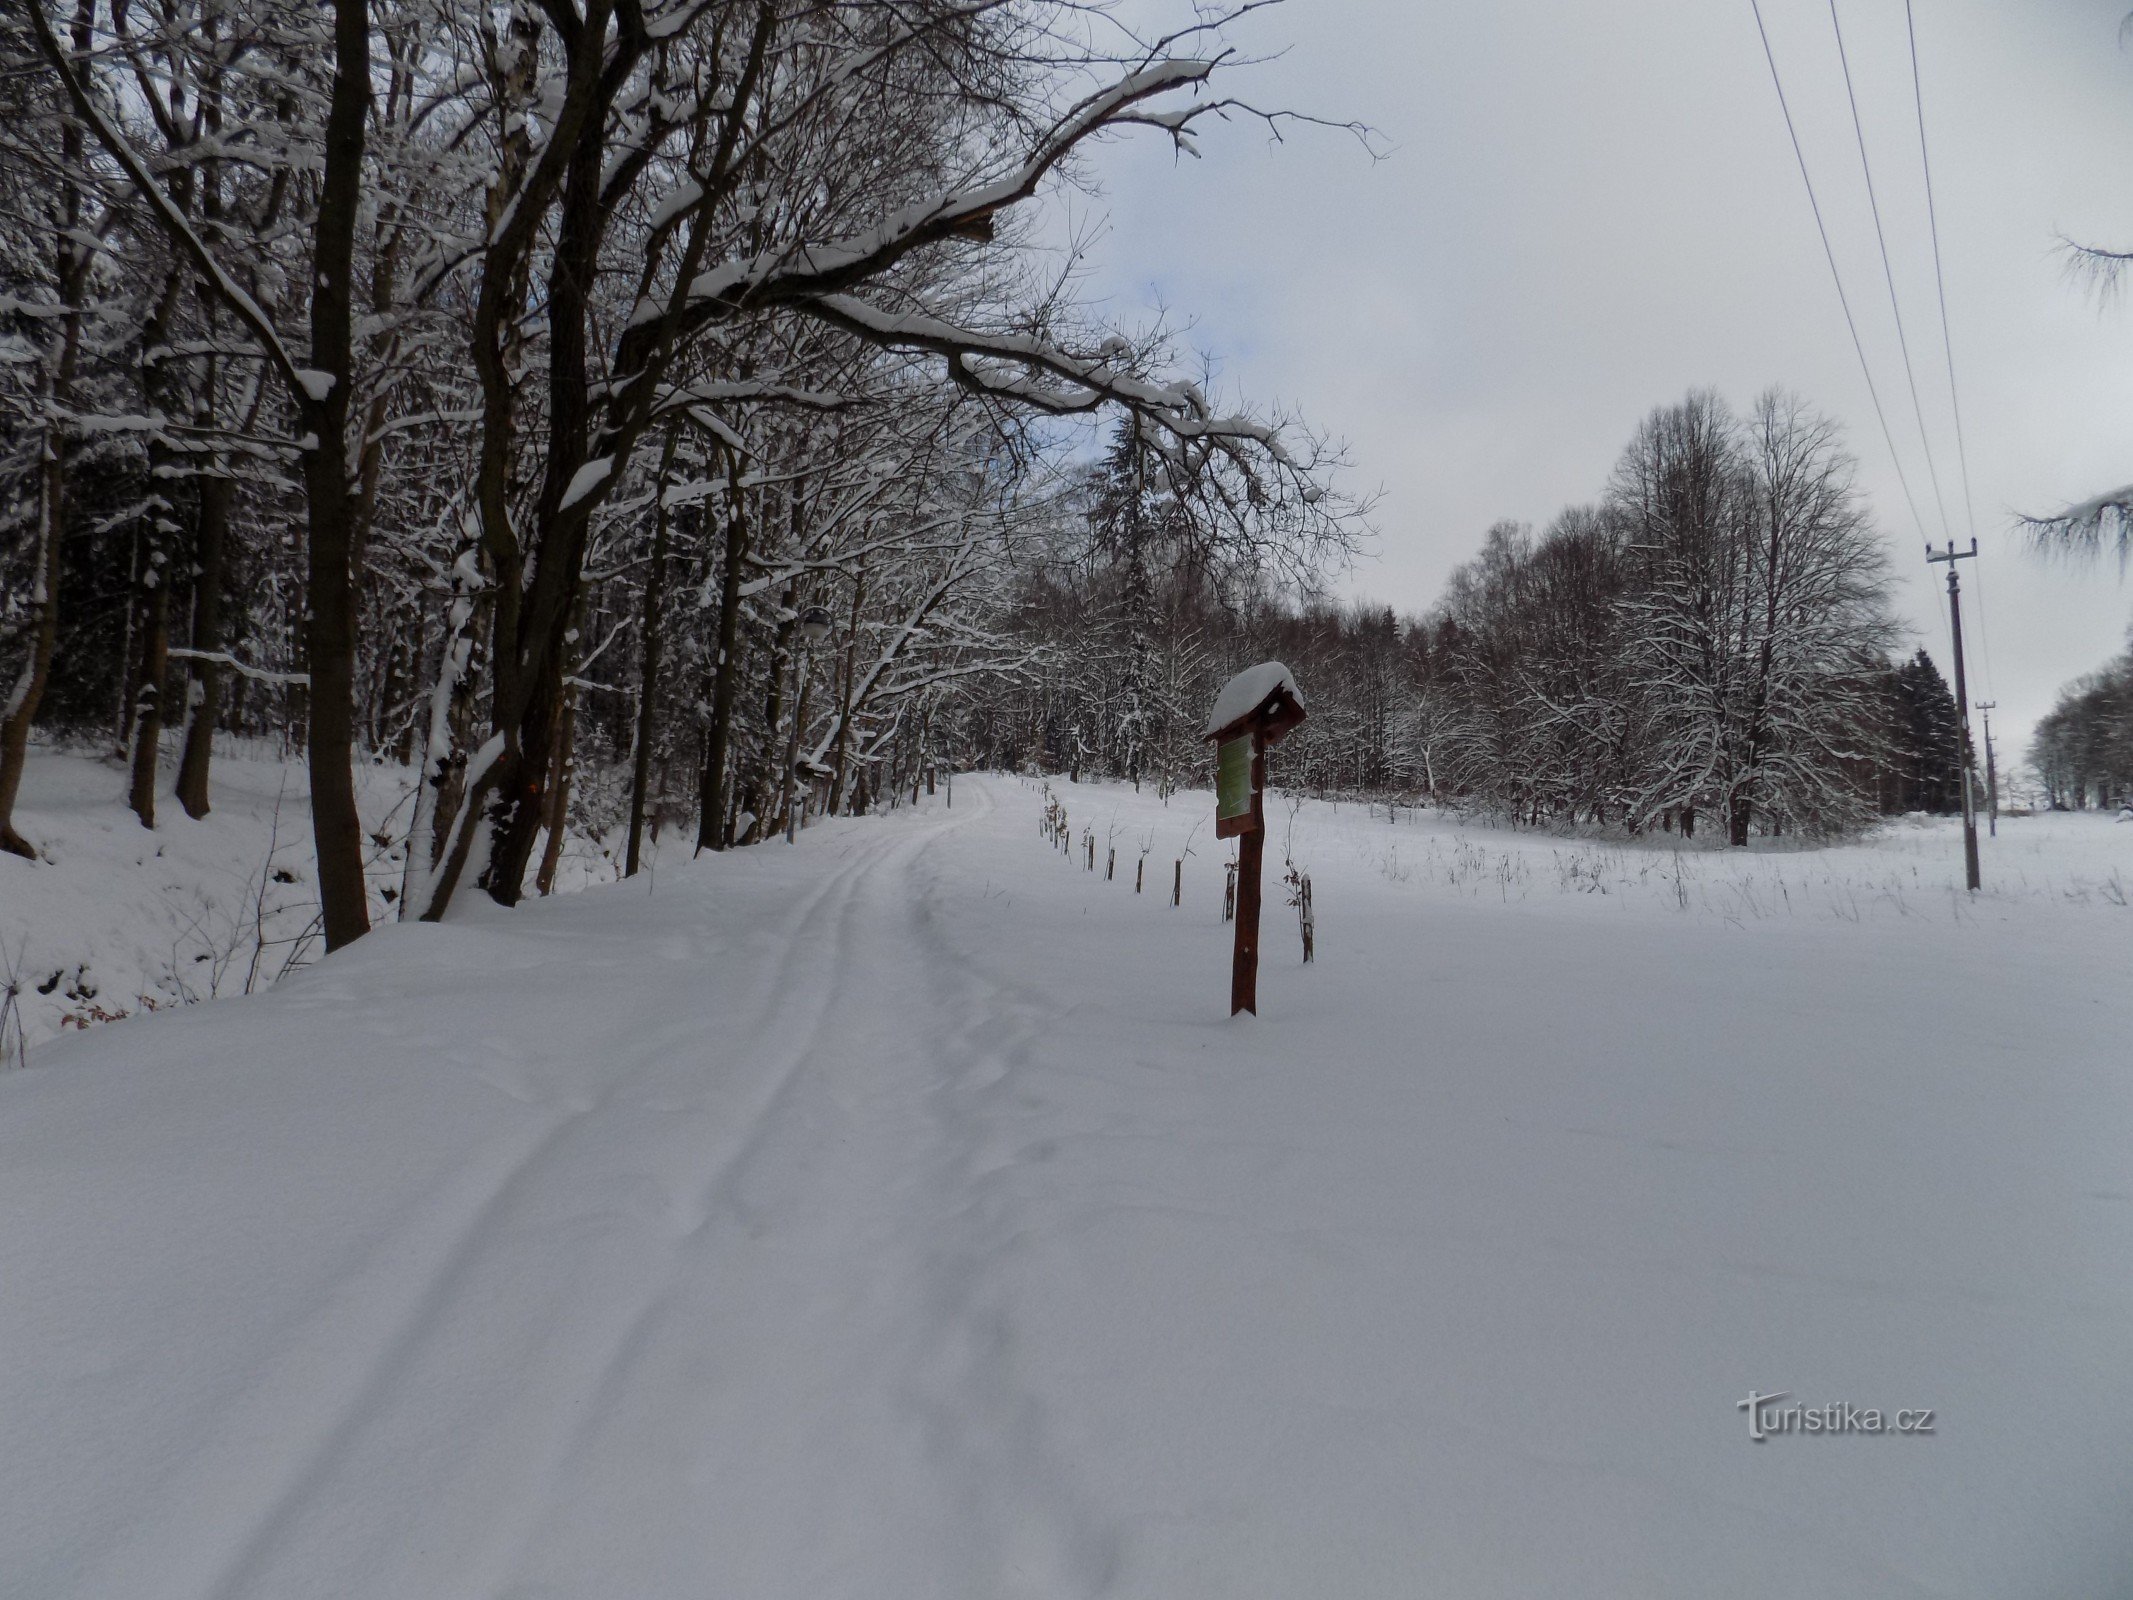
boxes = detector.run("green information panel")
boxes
[1216,734,1254,830]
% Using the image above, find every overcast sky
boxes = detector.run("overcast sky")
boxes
[1071,0,2133,767]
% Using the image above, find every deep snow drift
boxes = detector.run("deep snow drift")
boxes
[3,773,2130,1597]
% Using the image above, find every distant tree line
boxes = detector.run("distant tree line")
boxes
[981,391,1972,842]
[2030,640,2133,811]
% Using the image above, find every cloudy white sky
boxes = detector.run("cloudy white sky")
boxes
[1072,0,2133,766]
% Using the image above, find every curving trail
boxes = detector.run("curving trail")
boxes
[3,776,2131,1598]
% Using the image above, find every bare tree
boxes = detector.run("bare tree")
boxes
[30,0,379,947]
[0,0,105,857]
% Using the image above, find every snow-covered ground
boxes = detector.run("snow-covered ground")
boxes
[0,742,624,1056]
[3,770,2130,1597]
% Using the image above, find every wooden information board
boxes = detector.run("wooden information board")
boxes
[1215,735,1256,839]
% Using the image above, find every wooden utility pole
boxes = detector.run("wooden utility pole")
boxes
[1975,701,1998,837]
[1927,541,1982,891]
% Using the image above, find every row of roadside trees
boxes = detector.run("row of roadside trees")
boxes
[0,0,1360,948]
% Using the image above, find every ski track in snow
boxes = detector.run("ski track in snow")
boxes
[272,791,1038,1600]
[4,774,2132,1597]
[103,779,1107,1600]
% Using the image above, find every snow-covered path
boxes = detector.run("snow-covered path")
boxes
[6,784,1074,1598]
[4,776,2131,1597]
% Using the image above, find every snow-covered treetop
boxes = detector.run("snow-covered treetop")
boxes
[1203,661,1301,737]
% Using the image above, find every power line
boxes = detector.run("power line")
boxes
[1905,0,1995,699]
[1749,0,1932,546]
[1905,0,1981,548]
[1827,0,1954,541]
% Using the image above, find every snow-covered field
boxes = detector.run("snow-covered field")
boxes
[3,767,2130,1596]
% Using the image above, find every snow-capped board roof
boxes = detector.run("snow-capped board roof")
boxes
[1203,661,1302,738]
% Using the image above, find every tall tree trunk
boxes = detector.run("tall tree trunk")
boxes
[402,549,483,918]
[175,461,231,818]
[787,673,814,837]
[125,263,194,832]
[420,4,537,919]
[0,442,65,860]
[125,526,170,827]
[740,476,806,844]
[129,270,182,831]
[467,117,613,910]
[826,567,867,814]
[534,585,586,894]
[624,431,680,876]
[536,678,578,895]
[115,523,142,756]
[742,585,797,845]
[696,465,748,852]
[175,69,238,821]
[299,0,376,952]
[0,0,93,857]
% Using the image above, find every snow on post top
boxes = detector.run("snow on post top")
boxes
[1204,661,1301,738]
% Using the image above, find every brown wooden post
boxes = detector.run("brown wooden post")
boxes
[1205,664,1306,1018]
[1231,733,1267,1015]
